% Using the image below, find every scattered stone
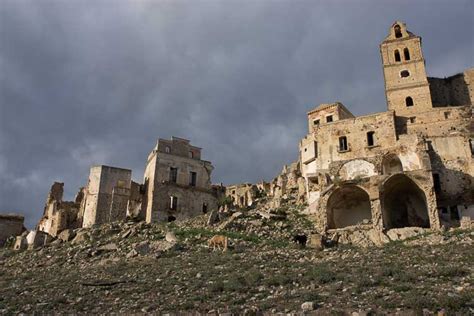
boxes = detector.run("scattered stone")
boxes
[98,243,118,252]
[165,232,177,243]
[126,249,138,258]
[207,210,220,226]
[301,301,315,312]
[58,229,76,242]
[71,230,90,244]
[133,241,150,255]
[307,233,324,250]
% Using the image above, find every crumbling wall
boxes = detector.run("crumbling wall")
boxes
[226,183,260,208]
[37,182,81,237]
[429,69,473,107]
[127,181,145,220]
[0,214,25,247]
[148,186,217,222]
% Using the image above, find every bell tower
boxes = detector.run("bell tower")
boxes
[380,21,433,116]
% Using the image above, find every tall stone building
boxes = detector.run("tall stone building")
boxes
[300,21,473,233]
[81,165,132,227]
[142,137,218,223]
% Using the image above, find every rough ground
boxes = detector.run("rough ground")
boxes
[0,206,473,315]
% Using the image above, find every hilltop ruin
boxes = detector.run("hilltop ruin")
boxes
[1,21,473,248]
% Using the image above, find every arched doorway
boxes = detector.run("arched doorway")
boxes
[382,174,430,229]
[327,186,372,229]
[382,154,403,175]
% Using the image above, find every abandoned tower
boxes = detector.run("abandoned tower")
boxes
[142,137,219,223]
[300,21,473,233]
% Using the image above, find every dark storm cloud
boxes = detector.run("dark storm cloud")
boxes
[0,0,472,227]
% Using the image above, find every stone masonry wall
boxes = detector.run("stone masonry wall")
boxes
[0,214,24,247]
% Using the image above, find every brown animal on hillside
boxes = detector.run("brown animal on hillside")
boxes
[208,235,228,252]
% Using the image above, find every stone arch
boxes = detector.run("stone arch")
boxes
[338,159,377,181]
[382,154,403,175]
[381,174,430,229]
[327,185,372,229]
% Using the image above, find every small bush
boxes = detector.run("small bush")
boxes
[305,265,337,284]
[435,266,468,278]
[264,273,292,287]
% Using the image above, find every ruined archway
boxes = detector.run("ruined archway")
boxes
[327,186,372,229]
[382,174,430,229]
[382,154,403,175]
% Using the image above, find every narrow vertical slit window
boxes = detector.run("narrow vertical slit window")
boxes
[189,171,197,187]
[367,131,375,147]
[339,136,348,151]
[170,196,178,210]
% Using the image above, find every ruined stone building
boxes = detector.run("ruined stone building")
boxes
[33,137,219,235]
[0,213,25,247]
[81,165,134,228]
[37,182,82,236]
[142,137,219,223]
[226,183,261,208]
[225,162,306,210]
[299,21,473,234]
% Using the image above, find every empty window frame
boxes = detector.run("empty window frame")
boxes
[406,96,414,107]
[313,119,320,125]
[314,141,318,158]
[202,203,208,214]
[339,136,348,151]
[409,117,416,123]
[444,111,451,119]
[400,70,410,78]
[403,48,410,61]
[367,131,375,147]
[394,50,401,62]
[189,171,197,187]
[165,146,171,153]
[169,167,178,183]
[170,196,178,210]
[326,115,333,123]
[189,151,194,158]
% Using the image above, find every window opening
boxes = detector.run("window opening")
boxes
[403,48,410,61]
[169,167,178,183]
[367,131,375,146]
[189,171,197,187]
[339,136,348,151]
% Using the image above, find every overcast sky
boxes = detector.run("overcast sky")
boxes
[1,0,473,228]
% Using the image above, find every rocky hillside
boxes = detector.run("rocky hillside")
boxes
[1,200,473,315]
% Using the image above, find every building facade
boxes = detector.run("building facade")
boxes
[143,137,218,223]
[81,165,133,227]
[300,21,473,233]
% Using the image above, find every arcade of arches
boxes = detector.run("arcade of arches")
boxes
[326,174,431,230]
